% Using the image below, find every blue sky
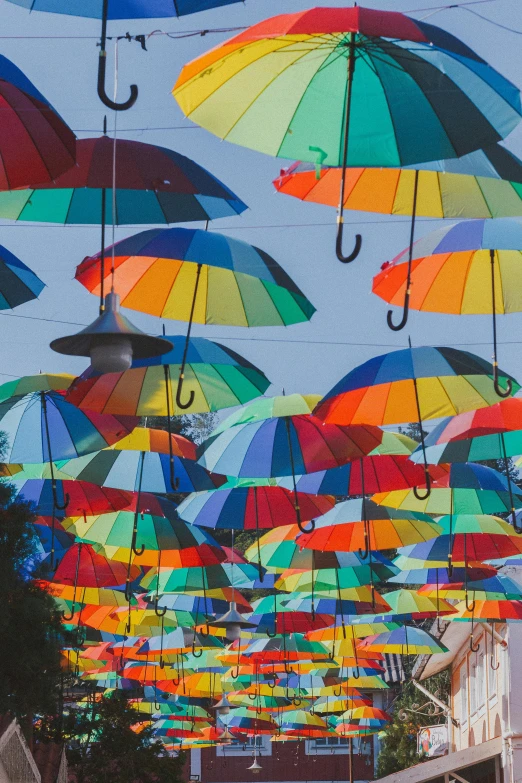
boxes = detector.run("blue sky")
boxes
[0,0,521,404]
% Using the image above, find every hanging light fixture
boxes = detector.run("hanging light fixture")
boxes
[50,292,173,374]
[247,755,262,774]
[209,601,257,642]
[220,727,234,745]
[211,693,237,716]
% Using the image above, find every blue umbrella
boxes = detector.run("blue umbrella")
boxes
[5,0,251,111]
[0,246,44,309]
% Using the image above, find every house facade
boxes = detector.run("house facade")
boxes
[375,617,522,783]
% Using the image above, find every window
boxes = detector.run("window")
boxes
[488,641,498,702]
[216,734,272,757]
[470,658,477,715]
[477,652,485,710]
[460,665,468,728]
[306,736,372,756]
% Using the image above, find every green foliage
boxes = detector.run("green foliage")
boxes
[65,692,185,783]
[0,475,67,722]
[140,412,219,445]
[376,671,450,777]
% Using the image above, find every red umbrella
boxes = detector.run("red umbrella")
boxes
[53,542,139,589]
[0,55,75,187]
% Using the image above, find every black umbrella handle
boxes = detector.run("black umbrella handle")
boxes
[176,264,202,410]
[387,170,419,332]
[163,364,180,491]
[97,0,137,111]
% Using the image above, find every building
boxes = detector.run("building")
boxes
[0,717,67,783]
[375,617,522,783]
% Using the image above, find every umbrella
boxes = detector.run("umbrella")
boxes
[10,478,131,519]
[173,7,521,261]
[0,246,44,311]
[53,543,138,589]
[349,589,456,621]
[419,575,522,601]
[211,394,321,432]
[314,345,518,498]
[275,565,396,595]
[0,54,75,187]
[394,526,522,569]
[245,595,334,636]
[374,218,522,377]
[31,525,74,565]
[6,0,250,111]
[76,228,314,410]
[296,498,441,554]
[177,485,334,550]
[449,599,522,622]
[388,565,497,585]
[140,562,260,595]
[281,594,393,619]
[358,627,448,655]
[372,462,522,516]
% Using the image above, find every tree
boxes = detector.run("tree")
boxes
[66,692,185,783]
[376,671,450,777]
[0,475,67,729]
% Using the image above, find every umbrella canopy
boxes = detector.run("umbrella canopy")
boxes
[0,246,44,310]
[65,337,270,416]
[178,485,334,531]
[10,478,131,519]
[76,228,315,327]
[281,593,393,618]
[173,8,521,167]
[419,575,522,601]
[197,415,387,478]
[54,447,224,494]
[410,398,522,464]
[450,599,522,622]
[388,565,497,585]
[314,347,518,426]
[0,54,75,187]
[64,511,226,567]
[274,144,522,220]
[53,543,139,588]
[140,562,260,594]
[351,589,456,621]
[211,394,321,433]
[296,498,440,552]
[275,565,396,595]
[0,388,136,463]
[372,462,522,515]
[5,1,247,19]
[0,136,246,225]
[395,526,522,566]
[358,627,448,654]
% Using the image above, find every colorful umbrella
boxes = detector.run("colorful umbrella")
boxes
[140,562,260,595]
[65,337,270,417]
[352,589,456,621]
[372,462,522,516]
[0,245,44,311]
[388,565,497,585]
[173,7,521,261]
[419,574,522,601]
[358,627,448,655]
[315,345,518,497]
[296,498,440,553]
[374,217,522,374]
[10,478,131,519]
[275,563,397,595]
[449,599,522,622]
[211,394,321,433]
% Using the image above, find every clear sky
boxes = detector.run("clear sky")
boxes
[0,0,521,404]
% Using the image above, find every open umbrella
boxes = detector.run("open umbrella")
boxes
[10,478,131,520]
[173,6,521,261]
[6,0,250,111]
[315,345,518,498]
[358,627,448,655]
[374,218,522,378]
[66,336,270,420]
[0,246,44,311]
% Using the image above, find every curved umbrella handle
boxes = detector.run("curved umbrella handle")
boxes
[154,598,167,618]
[132,540,145,557]
[61,603,76,622]
[97,49,137,111]
[336,220,362,264]
[191,639,203,659]
[266,626,277,639]
[297,516,315,534]
[494,373,512,398]
[229,665,240,679]
[333,686,342,698]
[53,485,70,512]
[163,365,180,492]
[284,662,295,676]
[292,696,302,707]
[61,542,82,621]
[175,374,195,411]
[266,675,276,690]
[387,295,410,332]
[413,472,431,501]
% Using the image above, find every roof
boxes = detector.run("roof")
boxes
[415,623,471,681]
[33,743,65,783]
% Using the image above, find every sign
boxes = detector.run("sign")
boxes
[417,724,448,758]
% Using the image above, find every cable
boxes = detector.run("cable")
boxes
[460,6,522,33]
[72,126,199,132]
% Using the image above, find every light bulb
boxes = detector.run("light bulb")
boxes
[226,623,242,642]
[90,336,133,373]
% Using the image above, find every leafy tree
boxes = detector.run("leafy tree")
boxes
[65,691,185,783]
[0,468,68,733]
[376,671,450,777]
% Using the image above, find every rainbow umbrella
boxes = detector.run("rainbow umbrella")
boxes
[245,595,334,636]
[372,462,522,516]
[315,345,518,496]
[31,525,74,565]
[65,336,270,417]
[275,568,395,599]
[222,708,277,734]
[280,593,392,619]
[419,574,522,601]
[174,7,521,262]
[53,542,139,589]
[348,589,456,622]
[296,498,440,553]
[394,524,522,568]
[276,710,331,738]
[388,564,497,585]
[140,562,260,594]
[449,599,522,622]
[374,217,522,376]
[0,245,44,311]
[358,627,448,655]
[211,394,321,432]
[9,478,131,520]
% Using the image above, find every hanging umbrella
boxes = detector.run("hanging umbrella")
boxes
[373,218,522,380]
[347,589,456,621]
[0,245,44,311]
[53,543,138,588]
[0,54,75,187]
[211,394,321,432]
[76,228,313,413]
[387,564,497,585]
[140,562,261,594]
[10,478,132,519]
[222,708,277,735]
[6,0,250,112]
[178,484,334,532]
[276,710,331,738]
[419,574,522,601]
[314,345,518,498]
[449,599,522,622]
[296,498,441,553]
[394,525,522,568]
[358,627,448,655]
[280,594,393,619]
[173,6,521,262]
[65,337,270,416]
[245,595,334,636]
[53,442,225,494]
[275,566,396,596]
[31,525,74,565]
[43,582,136,608]
[372,462,522,516]
[276,144,522,325]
